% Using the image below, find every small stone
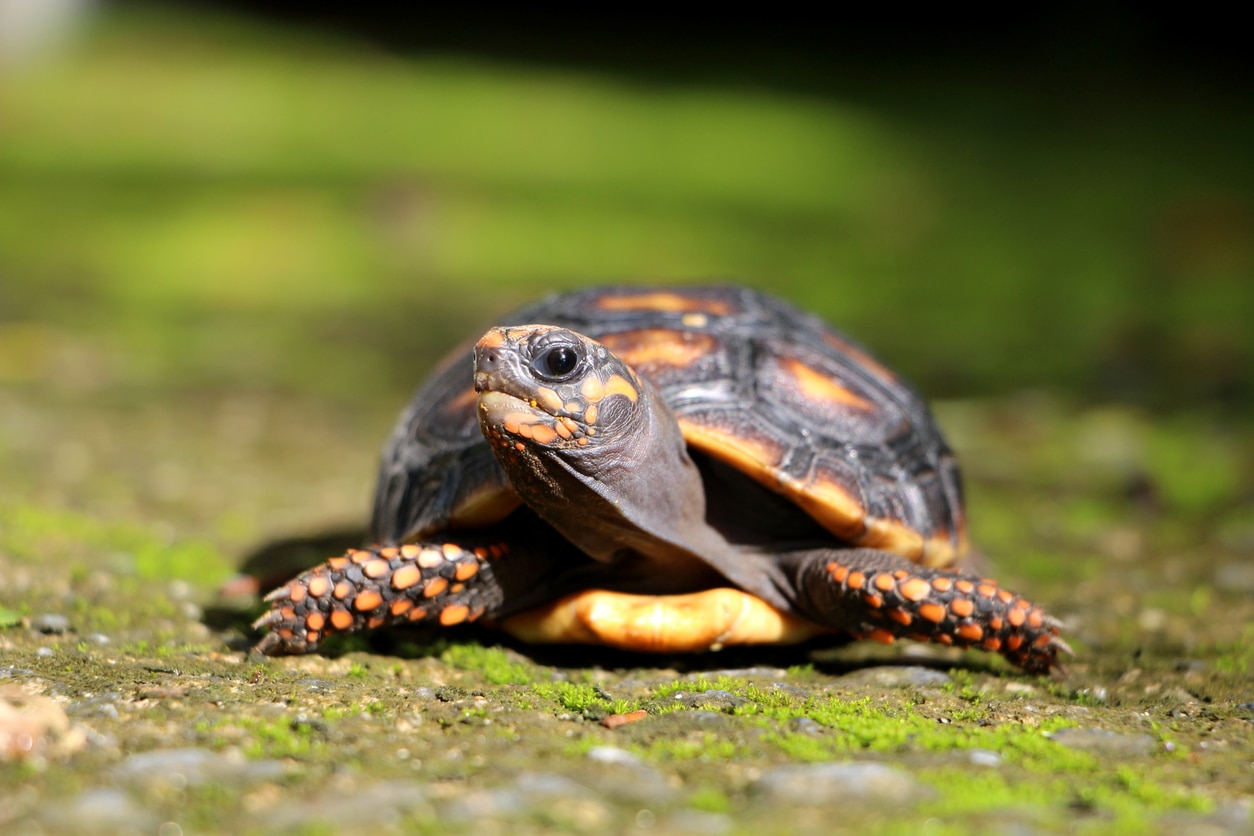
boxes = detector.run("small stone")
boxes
[837,666,953,689]
[36,647,55,658]
[31,613,69,634]
[669,810,734,834]
[790,717,824,735]
[261,780,429,830]
[38,787,157,833]
[586,745,641,766]
[673,689,747,710]
[754,762,930,805]
[514,771,593,799]
[967,749,1002,767]
[115,747,286,788]
[83,633,111,645]
[1048,728,1156,757]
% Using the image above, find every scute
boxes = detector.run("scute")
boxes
[372,285,964,568]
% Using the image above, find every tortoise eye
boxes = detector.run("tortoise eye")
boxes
[536,345,581,381]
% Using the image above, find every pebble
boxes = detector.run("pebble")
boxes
[586,745,641,766]
[31,613,70,634]
[115,747,287,788]
[668,810,734,834]
[672,689,748,710]
[83,632,111,645]
[261,780,429,830]
[967,749,1003,767]
[37,787,156,834]
[836,666,953,689]
[789,717,824,735]
[1048,728,1156,757]
[754,762,930,805]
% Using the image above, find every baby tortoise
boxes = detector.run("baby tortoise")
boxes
[255,286,1068,674]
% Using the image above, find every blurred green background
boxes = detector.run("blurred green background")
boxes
[1,3,1251,411]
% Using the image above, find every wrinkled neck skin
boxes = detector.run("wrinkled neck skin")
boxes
[502,377,735,593]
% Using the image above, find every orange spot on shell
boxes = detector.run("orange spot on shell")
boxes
[862,592,884,609]
[1028,610,1043,629]
[779,356,875,412]
[599,329,717,373]
[918,602,946,623]
[949,599,974,618]
[997,589,1015,603]
[846,571,866,590]
[898,577,931,602]
[455,561,479,581]
[288,584,307,604]
[1007,607,1026,627]
[584,404,598,425]
[379,547,399,559]
[417,549,444,568]
[367,616,385,629]
[364,559,390,579]
[407,606,428,621]
[866,628,896,644]
[441,543,463,560]
[594,291,731,316]
[305,612,325,631]
[955,580,975,594]
[328,557,349,571]
[279,607,296,620]
[333,581,353,600]
[439,605,470,626]
[827,562,849,583]
[349,549,371,565]
[307,577,330,598]
[888,609,912,626]
[401,544,421,559]
[423,577,449,598]
[305,630,320,644]
[1005,634,1023,651]
[936,633,954,645]
[354,590,383,612]
[392,565,421,590]
[1034,633,1053,648]
[957,623,984,642]
[390,599,413,617]
[989,616,1003,631]
[329,609,354,630]
[982,637,1002,652]
[931,577,953,592]
[874,573,895,592]
[977,584,998,598]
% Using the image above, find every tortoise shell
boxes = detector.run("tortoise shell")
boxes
[371,285,965,569]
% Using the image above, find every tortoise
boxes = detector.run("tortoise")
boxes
[254,285,1067,674]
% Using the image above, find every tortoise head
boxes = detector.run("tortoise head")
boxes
[472,324,723,574]
[473,325,646,463]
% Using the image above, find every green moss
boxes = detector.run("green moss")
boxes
[0,502,232,587]
[532,681,637,717]
[438,643,538,685]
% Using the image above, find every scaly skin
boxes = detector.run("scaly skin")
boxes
[792,548,1070,675]
[253,540,511,656]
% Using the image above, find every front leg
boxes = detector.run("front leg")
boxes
[252,515,576,656]
[788,549,1070,675]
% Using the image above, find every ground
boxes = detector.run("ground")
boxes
[0,5,1251,834]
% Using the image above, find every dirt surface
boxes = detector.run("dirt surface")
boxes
[2,386,1250,835]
